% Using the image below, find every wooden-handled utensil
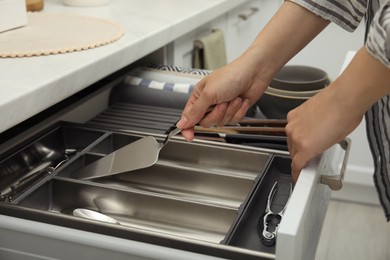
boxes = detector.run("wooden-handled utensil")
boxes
[194,119,287,136]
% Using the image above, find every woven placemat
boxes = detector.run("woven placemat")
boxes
[0,12,124,58]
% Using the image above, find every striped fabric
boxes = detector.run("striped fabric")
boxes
[290,0,367,31]
[124,75,195,94]
[366,1,390,66]
[146,64,212,76]
[366,97,390,221]
[365,0,390,221]
[293,0,390,220]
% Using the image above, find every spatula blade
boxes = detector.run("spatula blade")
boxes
[72,136,162,180]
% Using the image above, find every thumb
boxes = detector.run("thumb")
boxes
[177,95,214,129]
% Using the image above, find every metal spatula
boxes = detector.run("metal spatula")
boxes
[72,127,181,180]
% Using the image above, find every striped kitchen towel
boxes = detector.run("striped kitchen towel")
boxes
[124,75,195,94]
[147,64,211,76]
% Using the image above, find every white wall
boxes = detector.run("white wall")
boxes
[287,22,365,80]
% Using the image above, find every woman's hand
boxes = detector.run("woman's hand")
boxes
[176,1,330,142]
[177,58,269,141]
[287,47,390,181]
[286,83,363,181]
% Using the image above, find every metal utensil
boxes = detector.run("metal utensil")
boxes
[259,181,292,246]
[72,127,182,180]
[73,208,120,225]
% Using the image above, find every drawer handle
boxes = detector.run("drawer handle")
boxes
[320,138,351,191]
[238,7,259,20]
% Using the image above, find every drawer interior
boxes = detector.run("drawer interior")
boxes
[61,155,256,208]
[19,178,238,244]
[225,156,292,254]
[0,122,292,259]
[81,132,268,179]
[57,132,268,208]
[0,124,106,201]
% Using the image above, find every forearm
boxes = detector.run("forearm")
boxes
[238,1,330,86]
[286,46,390,179]
[331,47,390,116]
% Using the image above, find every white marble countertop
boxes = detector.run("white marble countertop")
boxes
[0,0,245,134]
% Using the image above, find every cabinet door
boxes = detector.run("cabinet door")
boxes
[276,141,349,260]
[167,14,227,69]
[225,0,282,62]
[168,0,285,68]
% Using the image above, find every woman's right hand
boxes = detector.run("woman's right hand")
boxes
[177,58,269,141]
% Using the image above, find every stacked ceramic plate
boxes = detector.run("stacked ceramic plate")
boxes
[258,65,330,119]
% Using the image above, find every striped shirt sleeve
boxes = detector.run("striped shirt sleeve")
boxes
[289,0,367,31]
[366,2,390,68]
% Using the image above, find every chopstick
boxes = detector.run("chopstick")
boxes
[239,118,287,126]
[193,118,287,136]
[195,126,285,136]
[194,126,239,134]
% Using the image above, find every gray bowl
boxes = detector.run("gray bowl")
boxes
[271,65,330,91]
[257,91,310,119]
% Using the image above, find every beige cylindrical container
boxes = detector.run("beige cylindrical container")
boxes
[26,0,44,11]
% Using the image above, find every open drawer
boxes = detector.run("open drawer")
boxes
[0,120,349,260]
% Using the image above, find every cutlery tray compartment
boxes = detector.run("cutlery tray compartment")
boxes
[61,155,258,208]
[0,121,293,259]
[18,178,238,244]
[225,156,292,254]
[77,131,270,179]
[57,131,270,208]
[0,123,106,201]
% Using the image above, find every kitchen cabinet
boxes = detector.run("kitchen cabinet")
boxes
[166,14,227,68]
[0,67,349,260]
[225,0,282,62]
[0,1,348,259]
[167,0,283,68]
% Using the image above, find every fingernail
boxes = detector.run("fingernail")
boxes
[218,103,227,112]
[233,97,243,107]
[176,117,188,129]
[243,99,250,109]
